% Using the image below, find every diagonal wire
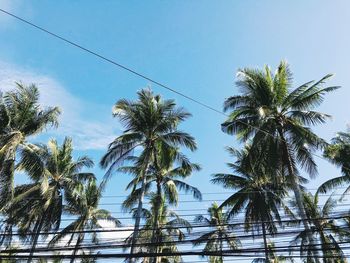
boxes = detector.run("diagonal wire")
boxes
[0,7,344,175]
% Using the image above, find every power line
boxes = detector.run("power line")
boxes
[2,246,350,262]
[1,213,349,237]
[2,204,350,223]
[2,202,349,224]
[4,197,337,206]
[68,199,350,206]
[15,187,350,200]
[2,223,350,260]
[4,240,350,255]
[0,8,224,116]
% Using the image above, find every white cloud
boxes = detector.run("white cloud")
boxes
[98,220,133,240]
[1,221,132,259]
[0,61,119,150]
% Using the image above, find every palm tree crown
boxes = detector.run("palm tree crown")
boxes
[193,202,240,263]
[7,137,94,263]
[212,145,290,262]
[319,132,350,196]
[128,193,192,263]
[50,178,120,263]
[120,145,201,263]
[291,193,346,262]
[100,88,196,180]
[0,83,60,204]
[212,146,288,234]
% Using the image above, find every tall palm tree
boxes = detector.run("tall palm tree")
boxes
[222,61,338,245]
[100,88,196,261]
[291,193,346,262]
[212,146,290,262]
[318,132,350,196]
[149,145,201,262]
[49,178,120,263]
[0,83,60,205]
[193,202,240,263]
[6,137,94,263]
[127,193,192,263]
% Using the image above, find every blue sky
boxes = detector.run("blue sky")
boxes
[0,0,350,261]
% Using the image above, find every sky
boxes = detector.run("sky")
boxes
[0,0,350,261]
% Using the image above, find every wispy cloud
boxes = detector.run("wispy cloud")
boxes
[0,61,119,150]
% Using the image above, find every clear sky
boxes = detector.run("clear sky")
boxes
[0,0,350,261]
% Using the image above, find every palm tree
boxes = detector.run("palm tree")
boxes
[211,146,290,262]
[318,132,350,196]
[149,145,201,262]
[291,193,346,262]
[221,61,338,246]
[0,83,60,205]
[193,202,240,263]
[49,178,120,263]
[6,137,94,263]
[119,146,201,262]
[100,88,196,261]
[127,193,192,263]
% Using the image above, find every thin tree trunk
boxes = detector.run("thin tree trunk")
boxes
[27,209,47,263]
[70,233,84,263]
[150,180,162,263]
[130,173,147,262]
[130,150,152,263]
[262,221,269,263]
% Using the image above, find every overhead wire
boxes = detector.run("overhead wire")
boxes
[1,213,349,237]
[11,187,350,200]
[4,241,350,255]
[2,247,350,260]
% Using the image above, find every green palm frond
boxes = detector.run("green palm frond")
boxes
[291,192,345,261]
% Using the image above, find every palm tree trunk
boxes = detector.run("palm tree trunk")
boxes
[130,150,152,263]
[129,173,147,262]
[27,209,47,263]
[150,150,162,263]
[262,221,269,263]
[219,232,223,263]
[0,149,15,207]
[150,180,162,263]
[0,151,15,250]
[319,232,328,263]
[70,233,84,263]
